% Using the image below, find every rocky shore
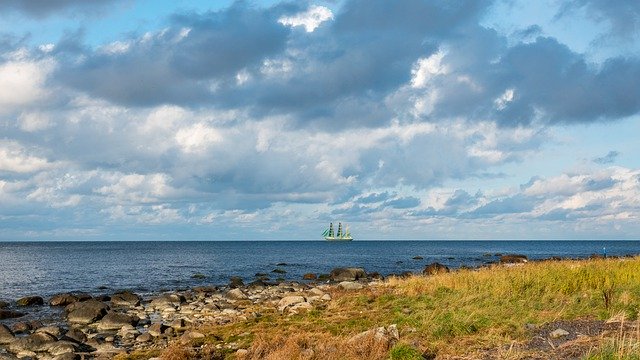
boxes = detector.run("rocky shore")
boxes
[0,253,628,360]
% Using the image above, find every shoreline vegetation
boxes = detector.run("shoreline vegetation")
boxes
[2,255,640,359]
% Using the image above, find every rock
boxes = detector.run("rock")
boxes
[0,353,19,360]
[338,281,364,290]
[97,312,137,331]
[136,332,152,343]
[0,324,15,344]
[500,254,528,264]
[226,288,248,301]
[49,294,79,307]
[0,300,9,309]
[347,324,399,350]
[191,273,206,279]
[423,262,450,275]
[368,272,384,280]
[277,296,306,312]
[63,328,86,343]
[47,341,77,356]
[11,321,32,334]
[321,294,332,301]
[36,326,64,338]
[412,256,424,260]
[276,262,288,266]
[16,296,44,307]
[179,331,204,344]
[66,299,109,324]
[272,268,287,274]
[52,353,77,360]
[9,332,57,353]
[16,350,37,359]
[303,273,317,280]
[110,291,140,307]
[549,328,570,338]
[330,267,367,282]
[288,302,313,314]
[236,349,249,356]
[229,276,244,288]
[170,318,186,330]
[318,274,330,281]
[150,294,185,310]
[148,323,168,337]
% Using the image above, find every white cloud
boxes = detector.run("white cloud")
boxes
[278,5,333,32]
[18,111,52,132]
[411,51,448,88]
[0,141,51,173]
[494,88,515,110]
[0,57,55,112]
[175,123,223,153]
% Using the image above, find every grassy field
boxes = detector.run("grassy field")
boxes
[121,256,640,359]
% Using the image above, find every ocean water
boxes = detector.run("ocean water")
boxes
[0,240,638,300]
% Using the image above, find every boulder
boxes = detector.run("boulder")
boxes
[423,262,450,275]
[0,324,15,344]
[110,291,140,307]
[52,353,78,360]
[9,332,57,353]
[150,294,185,310]
[302,273,317,280]
[136,332,152,343]
[500,254,528,264]
[412,256,424,260]
[97,312,137,331]
[226,288,248,301]
[347,324,399,350]
[288,302,313,314]
[0,300,9,309]
[368,272,384,280]
[16,296,44,307]
[46,341,78,356]
[330,267,367,282]
[63,328,86,343]
[66,299,109,324]
[170,318,186,331]
[277,296,306,312]
[11,322,32,334]
[0,353,19,360]
[49,293,80,307]
[35,326,64,338]
[229,276,244,288]
[338,281,364,290]
[550,328,570,338]
[148,323,168,337]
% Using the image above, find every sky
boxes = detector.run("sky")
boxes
[1,0,640,241]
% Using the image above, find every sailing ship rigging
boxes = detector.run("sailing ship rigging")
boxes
[322,222,353,241]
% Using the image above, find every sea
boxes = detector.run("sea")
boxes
[1,240,639,300]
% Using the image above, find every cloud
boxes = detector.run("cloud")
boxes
[383,196,421,209]
[0,54,55,113]
[0,141,52,173]
[593,150,620,164]
[0,0,125,18]
[557,0,640,39]
[278,5,333,32]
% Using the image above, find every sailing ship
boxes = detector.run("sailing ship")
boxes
[322,222,353,241]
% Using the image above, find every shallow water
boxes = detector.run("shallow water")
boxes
[0,240,638,299]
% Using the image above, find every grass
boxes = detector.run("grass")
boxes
[119,256,640,359]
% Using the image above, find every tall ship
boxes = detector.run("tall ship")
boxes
[323,222,353,241]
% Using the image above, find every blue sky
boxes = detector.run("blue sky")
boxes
[1,0,640,240]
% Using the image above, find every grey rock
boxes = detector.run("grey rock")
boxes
[338,281,364,290]
[226,288,248,301]
[0,309,25,320]
[66,299,109,324]
[10,322,31,334]
[500,254,528,264]
[16,296,44,307]
[62,328,86,343]
[330,267,367,282]
[277,296,306,312]
[49,294,79,307]
[148,323,168,337]
[0,324,15,344]
[97,312,137,331]
[52,353,77,360]
[423,262,450,275]
[136,332,152,343]
[9,332,57,353]
[550,328,570,338]
[36,326,64,338]
[347,324,398,350]
[47,341,77,356]
[0,300,9,309]
[110,292,140,307]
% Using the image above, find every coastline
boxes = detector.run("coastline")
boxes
[1,253,639,359]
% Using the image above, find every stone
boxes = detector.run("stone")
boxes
[277,296,306,312]
[0,324,15,344]
[36,326,64,338]
[0,300,9,308]
[49,294,79,307]
[0,309,24,320]
[423,262,450,275]
[66,299,109,324]
[47,341,77,356]
[9,332,57,353]
[150,294,185,310]
[148,323,168,337]
[321,294,332,301]
[347,324,399,350]
[52,353,77,360]
[110,291,140,307]
[11,322,31,334]
[16,296,44,307]
[62,328,86,343]
[136,332,152,343]
[330,267,367,282]
[500,254,528,264]
[272,268,287,274]
[97,312,137,331]
[229,276,244,288]
[288,302,313,314]
[236,349,249,356]
[550,328,570,338]
[226,288,248,301]
[303,273,317,280]
[338,281,364,290]
[368,272,384,280]
[170,318,186,330]
[0,353,19,360]
[191,273,206,279]
[412,256,424,260]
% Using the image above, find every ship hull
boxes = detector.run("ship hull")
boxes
[324,236,353,241]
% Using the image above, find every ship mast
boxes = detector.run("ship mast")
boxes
[337,222,342,238]
[329,222,334,237]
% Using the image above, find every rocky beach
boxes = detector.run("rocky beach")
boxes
[1,253,637,360]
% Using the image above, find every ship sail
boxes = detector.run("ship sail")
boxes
[323,221,353,241]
